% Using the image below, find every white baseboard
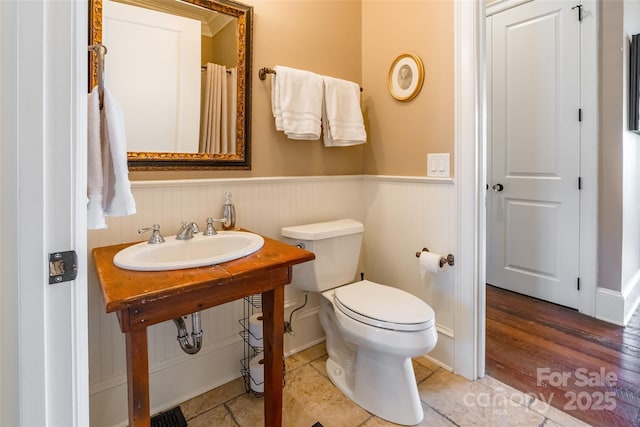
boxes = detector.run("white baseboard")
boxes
[595,272,640,326]
[89,340,243,427]
[624,270,640,324]
[426,325,454,371]
[595,288,624,325]
[285,337,327,358]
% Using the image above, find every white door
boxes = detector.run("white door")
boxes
[487,0,581,309]
[1,1,89,425]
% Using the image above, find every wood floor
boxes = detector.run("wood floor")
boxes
[486,285,640,427]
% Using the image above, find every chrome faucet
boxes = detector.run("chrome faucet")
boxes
[138,224,165,244]
[176,221,200,240]
[203,218,218,236]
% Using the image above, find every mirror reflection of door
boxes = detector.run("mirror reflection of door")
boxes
[103,0,237,154]
[104,0,200,152]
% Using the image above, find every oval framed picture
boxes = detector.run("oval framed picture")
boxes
[388,53,425,102]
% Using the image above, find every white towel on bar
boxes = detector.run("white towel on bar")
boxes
[271,65,323,140]
[87,86,136,229]
[321,75,367,147]
[102,88,136,217]
[87,87,107,229]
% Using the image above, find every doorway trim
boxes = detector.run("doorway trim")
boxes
[576,0,598,318]
[0,1,90,425]
[455,0,599,379]
[453,0,486,380]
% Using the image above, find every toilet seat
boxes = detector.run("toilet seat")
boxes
[333,280,435,331]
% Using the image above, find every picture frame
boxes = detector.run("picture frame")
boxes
[388,53,425,102]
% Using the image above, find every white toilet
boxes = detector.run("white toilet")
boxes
[281,219,437,426]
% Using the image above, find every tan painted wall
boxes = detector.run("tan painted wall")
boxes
[362,0,454,176]
[130,0,454,180]
[598,0,624,291]
[248,0,365,177]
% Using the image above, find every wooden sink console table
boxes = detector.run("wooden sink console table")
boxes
[92,232,315,427]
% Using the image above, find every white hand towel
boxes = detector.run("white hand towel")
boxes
[101,88,136,217]
[271,67,284,131]
[87,87,107,229]
[272,66,323,140]
[321,75,367,147]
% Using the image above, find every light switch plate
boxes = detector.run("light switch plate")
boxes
[427,153,450,177]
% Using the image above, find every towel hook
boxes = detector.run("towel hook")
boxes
[88,44,108,109]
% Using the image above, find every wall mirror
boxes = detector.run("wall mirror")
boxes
[89,0,253,170]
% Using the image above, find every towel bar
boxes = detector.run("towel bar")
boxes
[258,67,277,80]
[201,65,233,74]
[259,67,363,92]
[88,44,108,109]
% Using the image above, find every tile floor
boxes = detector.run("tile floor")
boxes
[177,343,590,426]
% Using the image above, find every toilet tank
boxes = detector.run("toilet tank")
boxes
[281,219,364,292]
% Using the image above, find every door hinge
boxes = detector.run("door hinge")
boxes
[49,250,78,284]
[577,277,581,291]
[578,108,583,122]
[572,5,583,22]
[578,177,582,190]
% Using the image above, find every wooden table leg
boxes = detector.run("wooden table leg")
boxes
[262,286,285,427]
[125,327,150,427]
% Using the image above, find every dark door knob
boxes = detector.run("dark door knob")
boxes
[492,183,504,192]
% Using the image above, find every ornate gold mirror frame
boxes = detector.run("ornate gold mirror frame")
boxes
[89,0,253,170]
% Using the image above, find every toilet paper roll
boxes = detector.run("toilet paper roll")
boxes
[248,313,264,347]
[249,353,265,393]
[419,251,448,278]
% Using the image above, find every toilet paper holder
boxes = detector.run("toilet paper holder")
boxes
[415,248,455,268]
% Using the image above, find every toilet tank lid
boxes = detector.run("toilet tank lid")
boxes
[281,219,364,240]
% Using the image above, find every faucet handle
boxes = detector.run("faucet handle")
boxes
[203,218,218,236]
[138,224,165,244]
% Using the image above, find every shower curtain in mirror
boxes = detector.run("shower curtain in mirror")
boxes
[199,63,237,154]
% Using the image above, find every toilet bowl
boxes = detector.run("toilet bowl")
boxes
[281,219,437,426]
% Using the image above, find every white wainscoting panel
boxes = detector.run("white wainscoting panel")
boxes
[361,176,457,368]
[87,175,458,426]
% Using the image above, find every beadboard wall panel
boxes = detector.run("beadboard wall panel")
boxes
[361,176,457,367]
[87,175,457,426]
